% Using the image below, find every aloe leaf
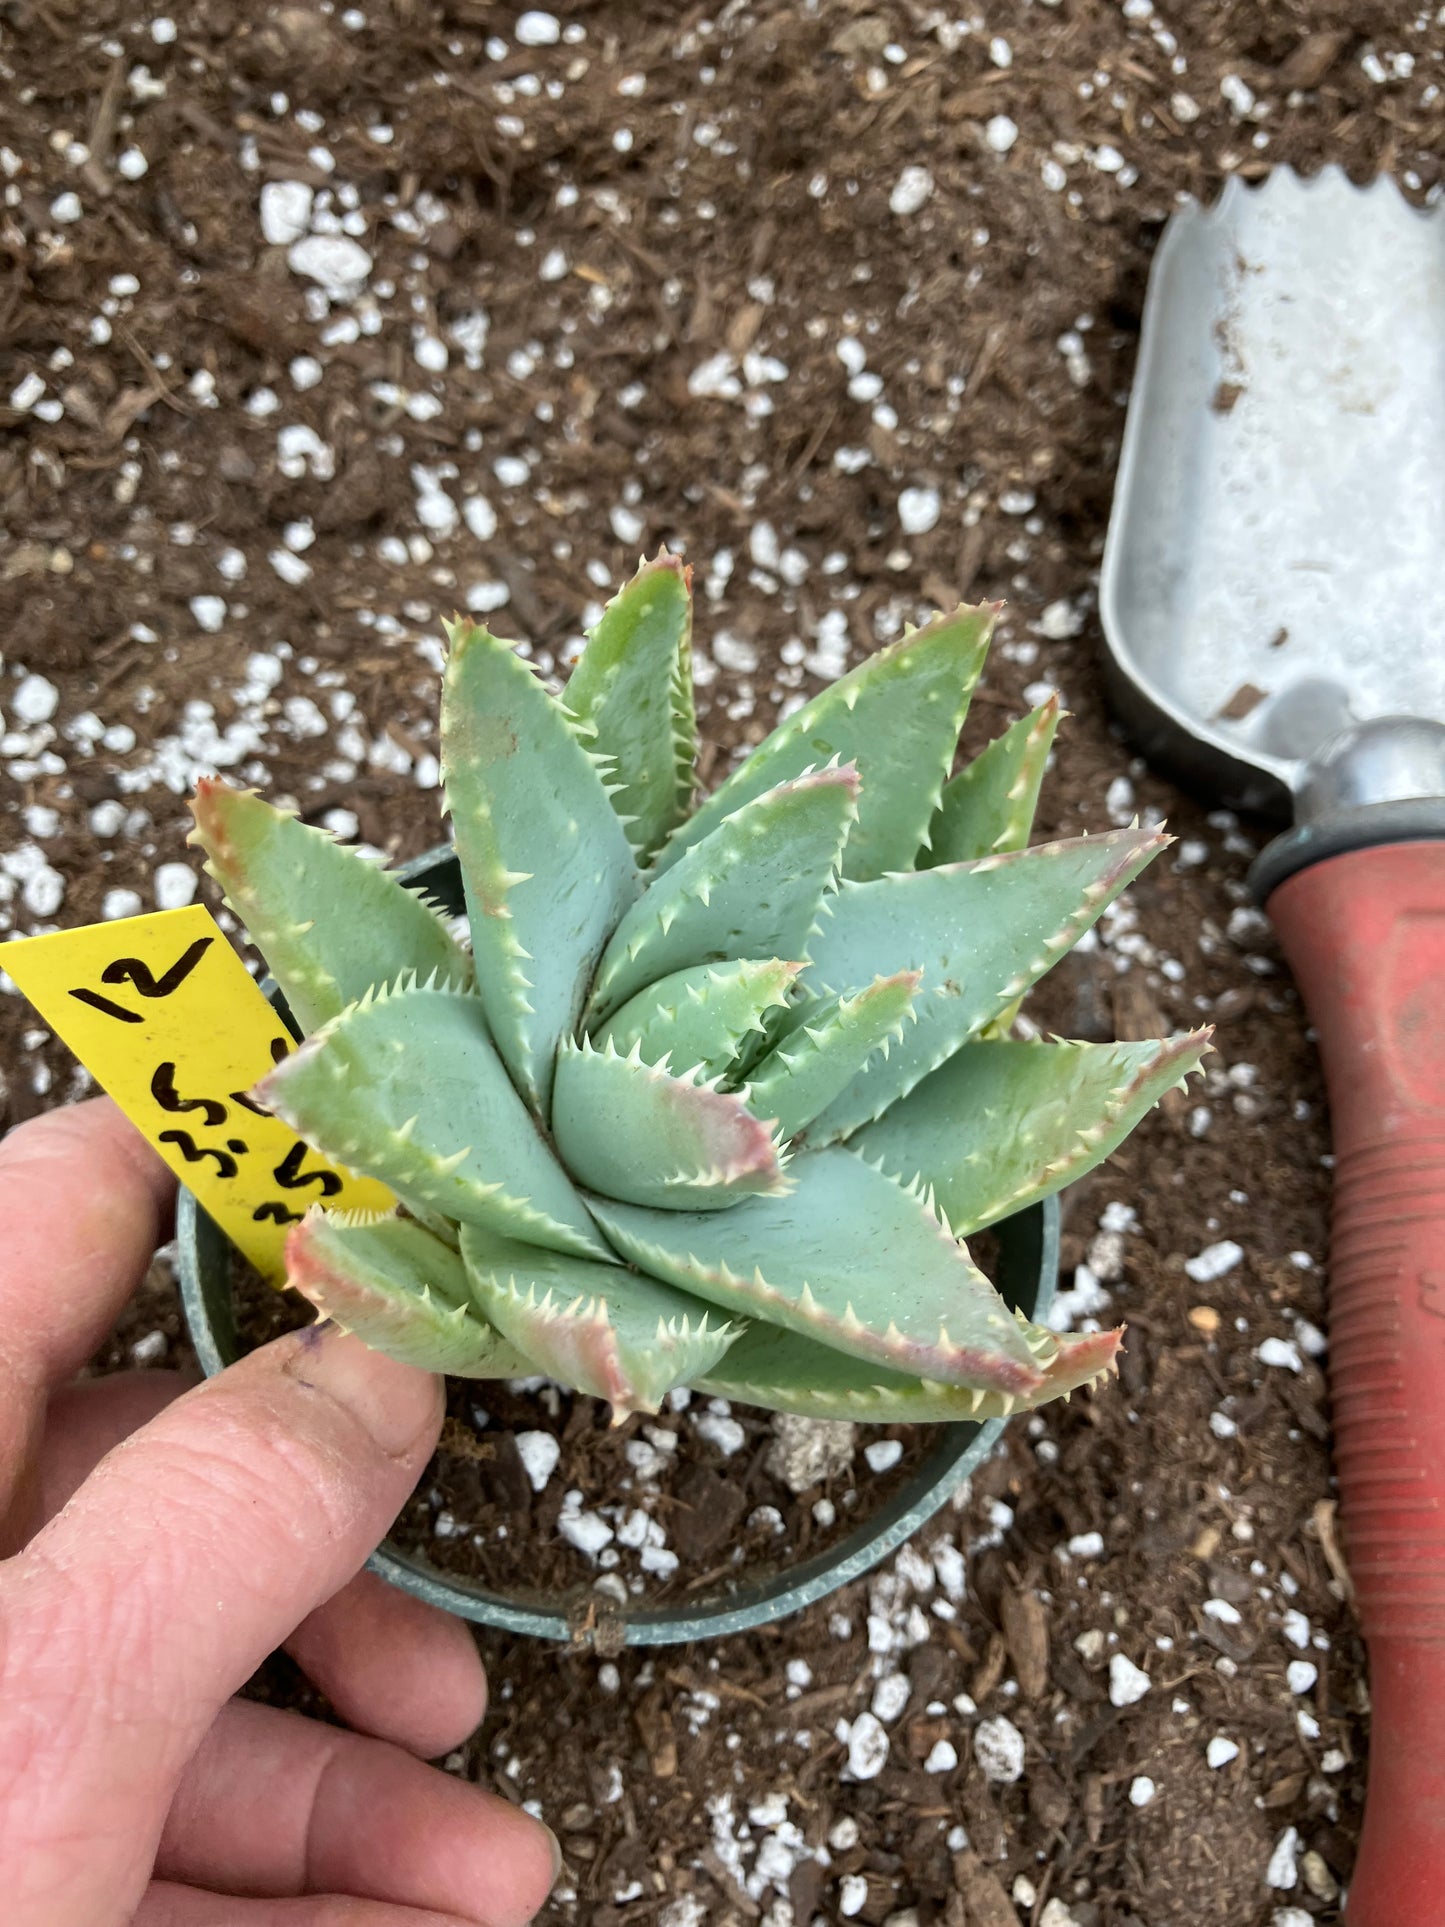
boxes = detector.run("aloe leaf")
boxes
[743,972,921,1142]
[552,1037,788,1209]
[853,1031,1211,1235]
[459,1223,741,1419]
[585,766,858,1026]
[187,780,471,1035]
[654,605,994,882]
[923,696,1061,867]
[804,826,1168,1140]
[588,1146,1047,1395]
[256,981,610,1261]
[440,619,640,1118]
[285,1208,533,1376]
[698,1317,1122,1420]
[594,958,801,1080]
[562,552,696,863]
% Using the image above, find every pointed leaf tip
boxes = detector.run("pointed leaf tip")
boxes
[286,1208,532,1377]
[261,984,609,1260]
[460,1224,740,1418]
[655,603,995,882]
[852,1030,1212,1233]
[589,1146,1046,1395]
[586,768,857,1024]
[804,825,1170,1137]
[563,550,697,863]
[553,1038,787,1209]
[442,619,639,1116]
[187,780,472,1036]
[924,695,1063,869]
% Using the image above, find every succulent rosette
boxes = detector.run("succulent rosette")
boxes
[188,554,1207,1423]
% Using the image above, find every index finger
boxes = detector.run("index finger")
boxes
[0,1098,174,1527]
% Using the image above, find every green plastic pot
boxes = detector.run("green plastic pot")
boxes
[176,846,1062,1647]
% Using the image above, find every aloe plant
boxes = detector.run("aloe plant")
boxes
[189,552,1208,1423]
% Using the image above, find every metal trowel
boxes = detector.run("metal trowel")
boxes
[1101,166,1445,1924]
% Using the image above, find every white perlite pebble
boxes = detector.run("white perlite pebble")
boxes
[414,332,449,373]
[154,863,198,910]
[1184,1239,1243,1283]
[1271,1913,1313,1927]
[1039,1906,1079,1927]
[1287,1660,1318,1695]
[102,887,144,920]
[844,1711,890,1781]
[889,165,934,216]
[260,181,314,246]
[270,547,312,586]
[924,1739,959,1774]
[558,1508,613,1557]
[463,495,498,541]
[1108,1653,1150,1707]
[515,1430,561,1492]
[1207,1735,1239,1769]
[1281,1608,1311,1650]
[1128,1776,1156,1807]
[288,234,372,296]
[898,486,941,535]
[11,371,46,412]
[864,1438,904,1474]
[766,1413,858,1494]
[871,1672,911,1723]
[687,351,741,400]
[13,673,59,724]
[985,115,1019,153]
[658,1900,706,1927]
[973,1716,1025,1783]
[22,865,65,918]
[694,1410,746,1456]
[190,594,227,633]
[1258,1336,1304,1373]
[1266,1827,1300,1890]
[515,8,560,44]
[839,1873,869,1918]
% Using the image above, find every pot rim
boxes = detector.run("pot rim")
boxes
[174,843,1061,1647]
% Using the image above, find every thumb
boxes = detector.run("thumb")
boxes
[0,1325,442,1927]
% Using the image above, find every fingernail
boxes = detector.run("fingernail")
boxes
[543,1823,563,1888]
[285,1325,441,1457]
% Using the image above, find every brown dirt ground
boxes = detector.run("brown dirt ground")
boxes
[7,2,1438,1920]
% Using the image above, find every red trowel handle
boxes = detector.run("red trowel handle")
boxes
[1265,840,1445,1925]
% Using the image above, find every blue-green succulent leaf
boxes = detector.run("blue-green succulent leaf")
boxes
[699,1316,1122,1420]
[743,972,921,1141]
[594,958,801,1080]
[552,1037,789,1209]
[654,604,994,882]
[923,696,1061,866]
[853,1030,1212,1234]
[804,827,1169,1139]
[256,981,610,1260]
[562,551,696,864]
[588,1145,1047,1395]
[440,619,640,1118]
[286,1207,533,1376]
[459,1223,741,1419]
[188,779,471,1035]
[585,766,858,1025]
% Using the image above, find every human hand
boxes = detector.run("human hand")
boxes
[0,1098,559,1926]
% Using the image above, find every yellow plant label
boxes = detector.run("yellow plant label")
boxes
[4,906,395,1279]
